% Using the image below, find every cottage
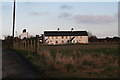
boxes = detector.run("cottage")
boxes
[43,30,88,45]
[19,29,31,39]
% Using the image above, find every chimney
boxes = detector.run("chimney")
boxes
[57,28,60,31]
[23,29,26,33]
[71,28,74,31]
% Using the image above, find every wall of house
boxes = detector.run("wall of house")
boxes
[19,32,28,39]
[72,36,88,44]
[19,32,31,39]
[45,36,88,45]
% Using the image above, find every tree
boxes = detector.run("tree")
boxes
[87,31,97,42]
[3,35,13,48]
[87,31,93,38]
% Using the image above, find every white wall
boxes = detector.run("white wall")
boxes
[72,36,88,43]
[19,32,31,39]
[45,36,88,45]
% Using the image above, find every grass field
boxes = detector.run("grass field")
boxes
[15,43,119,78]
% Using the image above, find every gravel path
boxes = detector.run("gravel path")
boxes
[2,48,41,78]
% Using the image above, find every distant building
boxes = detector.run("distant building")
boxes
[96,37,120,43]
[19,29,31,39]
[42,29,88,45]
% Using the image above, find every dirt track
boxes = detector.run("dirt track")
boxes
[2,48,41,78]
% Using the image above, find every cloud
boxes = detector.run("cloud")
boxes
[58,13,117,24]
[73,14,117,24]
[29,11,48,16]
[2,5,8,9]
[60,5,73,9]
[58,13,72,19]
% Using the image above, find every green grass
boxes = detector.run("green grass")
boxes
[42,43,118,57]
[81,48,118,56]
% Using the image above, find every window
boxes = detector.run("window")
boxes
[56,36,58,39]
[50,40,52,42]
[73,40,75,43]
[52,36,54,39]
[47,41,49,43]
[66,36,67,38]
[62,36,64,39]
[56,41,58,43]
[23,37,27,39]
[77,40,79,43]
[62,41,64,43]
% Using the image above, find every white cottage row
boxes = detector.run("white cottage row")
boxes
[43,31,88,45]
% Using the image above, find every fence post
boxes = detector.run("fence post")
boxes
[35,35,39,53]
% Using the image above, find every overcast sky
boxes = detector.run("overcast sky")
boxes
[1,1,118,39]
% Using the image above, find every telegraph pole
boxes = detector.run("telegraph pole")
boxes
[12,0,16,38]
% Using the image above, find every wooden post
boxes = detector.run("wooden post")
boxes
[35,35,39,53]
